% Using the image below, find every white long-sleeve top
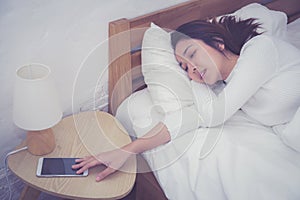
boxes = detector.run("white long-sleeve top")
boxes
[164,35,300,139]
[191,35,300,127]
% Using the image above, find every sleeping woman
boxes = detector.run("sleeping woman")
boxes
[72,16,300,183]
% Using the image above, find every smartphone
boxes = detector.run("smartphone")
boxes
[36,158,88,177]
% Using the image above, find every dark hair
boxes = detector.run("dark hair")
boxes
[171,16,261,55]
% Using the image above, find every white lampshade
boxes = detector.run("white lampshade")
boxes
[13,64,62,130]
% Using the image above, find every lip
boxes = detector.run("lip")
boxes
[199,69,207,79]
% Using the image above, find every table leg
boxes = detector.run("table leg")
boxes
[19,185,41,200]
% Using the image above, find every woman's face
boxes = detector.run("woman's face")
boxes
[174,38,225,85]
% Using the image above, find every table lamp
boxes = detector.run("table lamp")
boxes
[13,63,62,156]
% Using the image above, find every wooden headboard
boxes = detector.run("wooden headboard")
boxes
[108,0,300,114]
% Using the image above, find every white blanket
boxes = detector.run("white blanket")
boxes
[116,89,300,200]
[151,18,300,200]
[142,111,300,200]
[116,19,300,200]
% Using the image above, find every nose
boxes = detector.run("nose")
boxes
[185,64,196,78]
[186,63,197,72]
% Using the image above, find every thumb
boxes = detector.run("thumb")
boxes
[96,167,116,182]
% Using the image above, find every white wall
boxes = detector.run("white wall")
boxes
[0,0,188,164]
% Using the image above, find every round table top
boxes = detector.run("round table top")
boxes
[8,111,136,200]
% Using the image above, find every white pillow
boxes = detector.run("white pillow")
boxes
[115,88,162,138]
[227,3,287,37]
[142,23,194,113]
[115,88,201,140]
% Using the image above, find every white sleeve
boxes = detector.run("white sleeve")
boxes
[163,105,202,140]
[191,36,279,127]
[278,107,300,152]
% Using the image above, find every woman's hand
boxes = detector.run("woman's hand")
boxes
[72,148,133,182]
[72,122,171,182]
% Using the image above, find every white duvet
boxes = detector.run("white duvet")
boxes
[144,111,300,200]
[116,18,300,200]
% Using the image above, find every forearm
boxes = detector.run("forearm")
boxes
[123,122,171,154]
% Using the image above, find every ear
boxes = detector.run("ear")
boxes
[213,37,225,51]
[217,43,225,51]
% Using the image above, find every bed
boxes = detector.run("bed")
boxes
[107,0,300,199]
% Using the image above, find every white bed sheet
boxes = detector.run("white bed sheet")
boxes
[115,19,300,200]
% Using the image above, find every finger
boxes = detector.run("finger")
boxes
[72,156,92,169]
[75,158,86,163]
[72,156,96,169]
[72,160,86,169]
[75,155,94,163]
[75,156,101,174]
[76,159,100,174]
[96,167,116,182]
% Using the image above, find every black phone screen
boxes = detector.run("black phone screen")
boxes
[41,158,82,175]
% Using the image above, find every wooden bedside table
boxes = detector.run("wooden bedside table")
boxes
[8,111,136,200]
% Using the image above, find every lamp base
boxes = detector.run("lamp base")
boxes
[26,128,55,156]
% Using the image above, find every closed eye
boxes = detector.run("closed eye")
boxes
[190,49,197,59]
